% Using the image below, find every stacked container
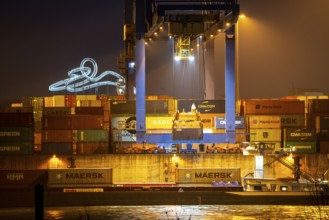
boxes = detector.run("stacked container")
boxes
[0,112,34,155]
[42,107,73,155]
[283,128,317,153]
[74,106,109,154]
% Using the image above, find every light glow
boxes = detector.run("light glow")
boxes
[49,58,125,95]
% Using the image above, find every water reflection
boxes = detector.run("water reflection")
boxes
[1,205,329,220]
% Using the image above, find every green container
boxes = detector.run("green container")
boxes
[0,128,34,142]
[284,141,317,154]
[0,142,34,155]
[77,130,108,142]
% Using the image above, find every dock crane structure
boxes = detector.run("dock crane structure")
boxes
[121,0,240,144]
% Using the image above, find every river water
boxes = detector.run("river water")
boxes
[1,205,329,220]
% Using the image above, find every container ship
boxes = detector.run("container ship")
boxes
[1,95,329,206]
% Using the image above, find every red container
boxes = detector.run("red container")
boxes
[243,100,305,115]
[0,112,34,128]
[72,115,104,129]
[0,170,47,188]
[77,142,109,154]
[42,130,73,143]
[65,95,77,107]
[42,116,72,130]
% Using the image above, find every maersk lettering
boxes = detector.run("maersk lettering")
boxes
[66,172,104,179]
[195,172,232,179]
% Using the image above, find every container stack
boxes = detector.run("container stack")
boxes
[309,99,329,153]
[243,99,305,152]
[0,112,34,155]
[74,106,109,154]
[42,107,74,155]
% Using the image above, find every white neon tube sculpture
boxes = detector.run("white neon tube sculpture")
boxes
[49,58,126,95]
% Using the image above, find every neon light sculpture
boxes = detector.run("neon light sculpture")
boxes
[49,58,126,95]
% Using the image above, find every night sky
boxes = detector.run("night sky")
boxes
[1,0,329,108]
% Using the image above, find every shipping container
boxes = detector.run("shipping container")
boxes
[0,142,34,155]
[172,127,203,140]
[53,95,65,107]
[215,116,245,129]
[284,141,316,154]
[0,127,34,142]
[77,129,108,142]
[41,142,73,155]
[177,99,225,114]
[249,129,281,142]
[42,130,73,143]
[319,141,329,154]
[314,115,329,132]
[110,100,170,115]
[44,97,54,107]
[34,132,42,145]
[280,115,305,128]
[248,115,281,129]
[77,100,102,107]
[34,121,42,132]
[317,130,329,141]
[309,99,329,114]
[0,170,47,188]
[43,107,72,116]
[65,95,77,107]
[4,107,33,113]
[176,168,241,184]
[42,116,72,130]
[146,116,173,129]
[77,142,109,154]
[0,112,34,128]
[75,107,104,115]
[284,128,316,142]
[47,168,112,187]
[72,115,104,129]
[243,100,305,115]
[76,95,97,101]
[112,130,136,142]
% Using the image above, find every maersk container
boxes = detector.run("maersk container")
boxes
[42,116,72,130]
[0,142,34,155]
[176,168,241,184]
[177,99,225,114]
[0,127,34,142]
[0,170,47,188]
[284,128,316,142]
[309,99,329,114]
[42,130,73,143]
[77,130,108,142]
[284,141,316,154]
[41,142,73,155]
[249,129,281,142]
[215,115,245,129]
[75,107,104,115]
[280,114,305,128]
[77,142,109,154]
[72,115,104,129]
[248,115,281,129]
[47,168,112,187]
[243,100,305,115]
[43,107,72,116]
[0,112,34,128]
